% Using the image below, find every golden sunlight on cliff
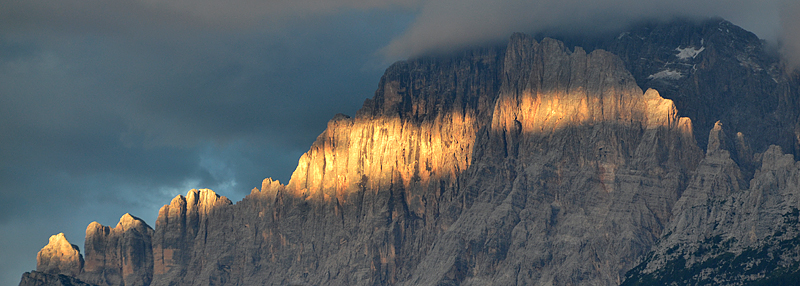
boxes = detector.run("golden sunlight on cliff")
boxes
[491,86,695,193]
[280,82,695,202]
[158,189,231,218]
[36,233,84,277]
[286,110,477,203]
[491,87,692,135]
[277,39,698,202]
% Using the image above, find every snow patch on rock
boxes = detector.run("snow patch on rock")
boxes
[648,69,683,80]
[676,46,705,60]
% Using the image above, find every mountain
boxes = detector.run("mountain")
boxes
[621,125,800,285]
[18,18,800,286]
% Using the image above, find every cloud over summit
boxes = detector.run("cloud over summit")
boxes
[779,0,800,70]
[381,0,788,59]
[3,0,792,63]
[0,0,794,285]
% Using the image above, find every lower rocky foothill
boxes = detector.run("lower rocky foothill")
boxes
[20,18,800,286]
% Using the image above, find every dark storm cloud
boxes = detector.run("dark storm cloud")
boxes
[0,2,413,283]
[779,0,800,70]
[381,0,786,60]
[0,0,789,285]
[0,0,421,36]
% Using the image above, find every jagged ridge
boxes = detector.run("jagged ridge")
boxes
[19,18,800,286]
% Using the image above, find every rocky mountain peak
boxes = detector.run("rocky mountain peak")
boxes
[115,213,149,232]
[602,18,799,159]
[706,120,728,156]
[118,213,135,227]
[493,34,645,137]
[185,189,231,213]
[642,88,681,129]
[249,177,284,198]
[18,18,800,286]
[82,214,154,286]
[36,233,84,277]
[758,145,795,170]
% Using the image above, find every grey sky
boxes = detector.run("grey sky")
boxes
[0,0,794,285]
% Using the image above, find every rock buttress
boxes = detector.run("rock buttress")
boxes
[80,214,154,286]
[405,35,702,286]
[623,125,800,285]
[150,189,233,286]
[131,35,701,286]
[36,233,84,277]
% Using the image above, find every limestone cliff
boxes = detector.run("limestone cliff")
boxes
[21,215,155,286]
[404,35,701,286]
[600,18,800,162]
[137,34,700,286]
[81,214,154,286]
[151,189,232,285]
[146,46,505,286]
[622,125,800,285]
[20,234,94,286]
[19,19,800,286]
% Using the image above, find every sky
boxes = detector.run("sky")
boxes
[1,0,798,284]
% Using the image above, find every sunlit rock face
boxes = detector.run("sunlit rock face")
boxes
[20,19,800,286]
[286,47,503,225]
[22,34,704,286]
[405,34,701,286]
[36,233,84,277]
[141,47,507,286]
[81,214,153,286]
[212,34,700,286]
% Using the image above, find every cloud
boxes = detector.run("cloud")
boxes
[0,0,422,37]
[779,0,800,70]
[0,0,793,284]
[0,5,414,284]
[2,0,789,64]
[380,0,783,59]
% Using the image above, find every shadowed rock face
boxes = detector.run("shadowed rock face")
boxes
[143,45,506,286]
[601,18,800,162]
[150,189,233,286]
[19,19,800,286]
[133,34,700,286]
[19,271,95,286]
[81,214,154,286]
[405,35,701,286]
[621,124,800,285]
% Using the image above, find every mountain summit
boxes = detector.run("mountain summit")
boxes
[18,18,800,286]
